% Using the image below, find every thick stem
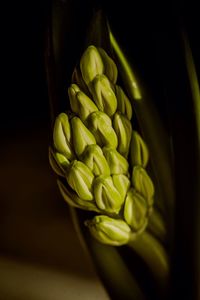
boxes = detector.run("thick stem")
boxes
[128,230,170,292]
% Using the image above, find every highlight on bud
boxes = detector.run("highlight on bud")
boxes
[57,180,100,212]
[81,144,110,176]
[103,147,129,175]
[53,113,75,160]
[68,84,98,121]
[49,147,70,177]
[113,112,132,158]
[132,166,154,206]
[87,111,118,148]
[49,147,65,177]
[85,215,131,246]
[98,47,118,84]
[112,174,131,201]
[80,45,104,85]
[93,175,124,213]
[66,160,94,201]
[124,188,148,232]
[115,85,132,120]
[90,74,117,117]
[70,116,96,157]
[130,131,149,168]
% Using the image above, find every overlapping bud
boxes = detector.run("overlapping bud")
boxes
[130,130,149,168]
[70,116,96,157]
[132,166,154,207]
[50,45,155,246]
[68,84,98,121]
[85,215,131,246]
[97,47,118,84]
[93,175,124,213]
[58,179,99,212]
[87,111,118,148]
[124,188,148,232]
[90,74,117,117]
[81,144,110,176]
[80,45,104,85]
[53,113,75,160]
[115,85,132,120]
[49,147,70,177]
[103,147,129,175]
[66,160,94,201]
[113,112,132,158]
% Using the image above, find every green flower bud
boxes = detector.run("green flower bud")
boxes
[85,215,131,246]
[68,84,98,121]
[80,45,104,85]
[130,131,149,168]
[81,144,110,176]
[98,47,118,84]
[57,180,100,212]
[93,175,124,213]
[49,147,65,176]
[53,113,75,160]
[55,152,70,168]
[124,188,148,232]
[66,160,94,201]
[115,85,132,120]
[132,166,154,206]
[90,74,117,117]
[71,116,96,157]
[112,174,131,200]
[113,112,132,158]
[103,147,129,175]
[87,111,118,148]
[49,147,70,177]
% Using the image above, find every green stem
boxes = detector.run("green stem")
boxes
[128,230,170,292]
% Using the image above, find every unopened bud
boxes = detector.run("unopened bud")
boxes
[80,45,104,85]
[90,74,117,117]
[49,147,67,176]
[124,188,148,232]
[103,147,129,175]
[81,144,110,176]
[132,166,154,206]
[71,116,96,157]
[53,113,75,160]
[93,175,124,213]
[57,180,99,212]
[85,215,131,246]
[112,174,130,200]
[113,112,132,158]
[87,111,118,148]
[98,47,118,84]
[115,85,132,120]
[130,131,149,168]
[66,160,94,201]
[68,84,98,121]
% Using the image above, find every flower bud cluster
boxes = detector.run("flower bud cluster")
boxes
[49,45,154,246]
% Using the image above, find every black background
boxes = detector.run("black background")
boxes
[1,0,199,132]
